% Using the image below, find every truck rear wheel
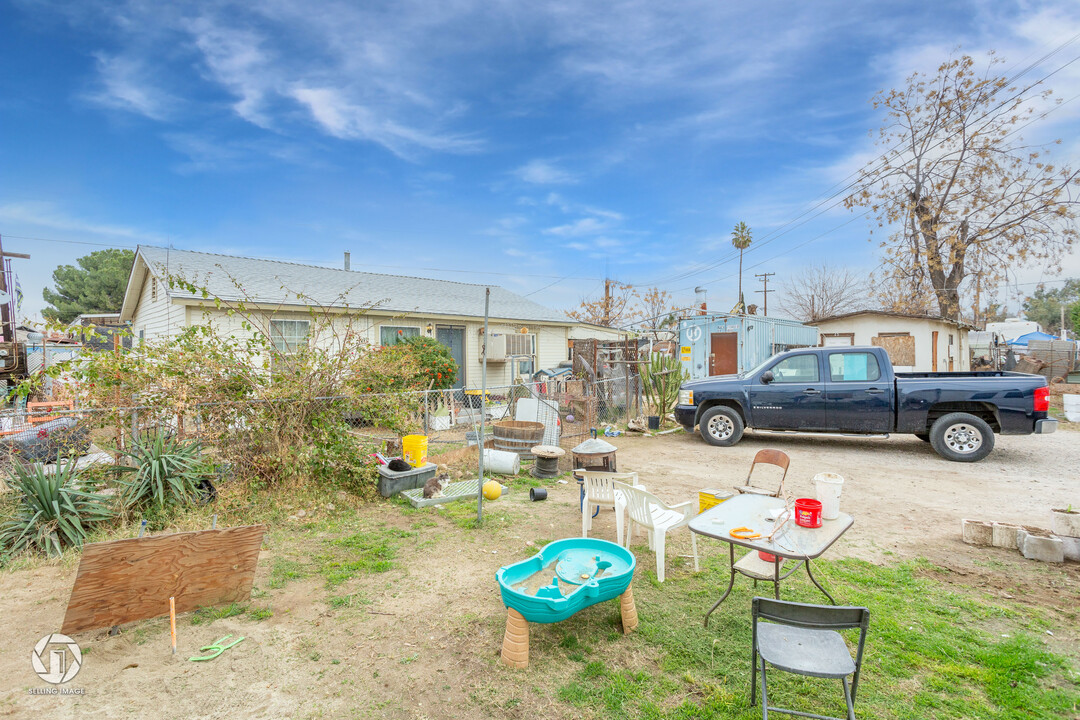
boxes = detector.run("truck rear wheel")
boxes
[929,412,994,462]
[699,406,744,447]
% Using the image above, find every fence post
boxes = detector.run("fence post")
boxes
[422,389,430,435]
[130,407,138,445]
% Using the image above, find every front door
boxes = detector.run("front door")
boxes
[436,326,466,390]
[709,332,738,375]
[747,352,827,430]
[824,351,892,433]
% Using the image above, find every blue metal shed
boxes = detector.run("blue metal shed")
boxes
[678,313,819,380]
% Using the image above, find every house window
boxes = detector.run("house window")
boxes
[270,320,310,356]
[380,325,420,346]
[138,329,145,344]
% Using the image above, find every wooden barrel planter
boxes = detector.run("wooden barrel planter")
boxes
[492,421,545,456]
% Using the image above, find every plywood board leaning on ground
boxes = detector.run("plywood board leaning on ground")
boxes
[61,525,265,635]
[871,334,915,367]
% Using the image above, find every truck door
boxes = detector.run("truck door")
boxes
[824,351,892,433]
[748,352,827,430]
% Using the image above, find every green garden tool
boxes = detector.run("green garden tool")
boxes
[189,635,245,662]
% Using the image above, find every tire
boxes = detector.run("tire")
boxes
[929,412,995,462]
[699,406,745,447]
[914,433,931,442]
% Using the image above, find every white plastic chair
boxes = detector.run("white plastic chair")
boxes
[580,470,640,546]
[617,482,699,583]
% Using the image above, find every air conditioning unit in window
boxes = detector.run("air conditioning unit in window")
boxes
[484,333,508,362]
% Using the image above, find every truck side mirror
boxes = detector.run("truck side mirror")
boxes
[761,370,774,384]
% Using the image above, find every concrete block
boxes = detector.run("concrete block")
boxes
[991,522,1021,550]
[961,519,993,547]
[1051,510,1080,538]
[1022,534,1065,563]
[1059,535,1080,563]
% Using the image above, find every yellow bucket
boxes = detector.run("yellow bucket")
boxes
[402,435,429,468]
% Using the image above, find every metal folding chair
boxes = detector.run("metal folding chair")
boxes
[751,597,870,720]
[736,449,790,497]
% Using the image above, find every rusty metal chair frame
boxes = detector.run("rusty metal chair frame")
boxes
[735,449,790,498]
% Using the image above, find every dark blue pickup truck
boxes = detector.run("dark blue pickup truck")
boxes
[675,346,1055,462]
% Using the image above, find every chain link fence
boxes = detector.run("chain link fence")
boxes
[1,375,641,476]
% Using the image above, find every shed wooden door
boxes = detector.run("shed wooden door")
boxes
[709,332,738,376]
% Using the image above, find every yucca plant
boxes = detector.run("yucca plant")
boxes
[0,458,114,557]
[117,429,209,509]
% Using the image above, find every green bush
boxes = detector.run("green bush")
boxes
[117,429,210,510]
[307,416,380,498]
[400,336,458,390]
[0,458,114,557]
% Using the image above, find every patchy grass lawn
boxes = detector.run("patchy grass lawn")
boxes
[524,554,1078,720]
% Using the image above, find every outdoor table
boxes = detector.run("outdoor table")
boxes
[689,493,853,627]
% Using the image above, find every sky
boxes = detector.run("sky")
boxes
[3,0,1080,325]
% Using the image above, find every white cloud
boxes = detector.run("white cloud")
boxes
[86,53,175,120]
[544,217,611,237]
[0,201,165,242]
[514,159,578,184]
[188,17,273,128]
[290,86,483,158]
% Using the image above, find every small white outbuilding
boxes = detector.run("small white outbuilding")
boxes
[814,310,974,372]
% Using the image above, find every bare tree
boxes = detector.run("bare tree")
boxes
[845,54,1080,320]
[779,264,869,322]
[566,280,640,327]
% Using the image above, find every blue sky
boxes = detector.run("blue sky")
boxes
[4,0,1080,323]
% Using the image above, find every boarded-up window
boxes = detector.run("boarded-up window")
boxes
[872,333,915,367]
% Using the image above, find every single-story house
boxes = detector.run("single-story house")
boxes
[815,310,974,372]
[118,246,624,388]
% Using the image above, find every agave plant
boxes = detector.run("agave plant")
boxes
[0,458,114,557]
[117,429,209,509]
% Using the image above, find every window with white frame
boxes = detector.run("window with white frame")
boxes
[270,319,310,356]
[380,325,420,346]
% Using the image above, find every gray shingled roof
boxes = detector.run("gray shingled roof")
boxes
[137,246,574,323]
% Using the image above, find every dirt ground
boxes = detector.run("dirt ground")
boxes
[2,426,1078,719]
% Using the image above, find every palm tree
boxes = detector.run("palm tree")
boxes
[731,221,753,311]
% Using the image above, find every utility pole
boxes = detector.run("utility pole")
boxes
[754,272,775,316]
[0,235,31,343]
[603,278,612,326]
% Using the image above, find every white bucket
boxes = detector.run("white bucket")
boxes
[483,449,521,475]
[1064,394,1080,423]
[814,472,844,521]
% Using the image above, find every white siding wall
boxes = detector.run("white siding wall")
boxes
[130,275,185,342]
[172,305,574,387]
[815,315,970,372]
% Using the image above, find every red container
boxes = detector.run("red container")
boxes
[758,551,777,562]
[794,498,823,528]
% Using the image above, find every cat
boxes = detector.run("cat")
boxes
[423,473,450,499]
[387,458,412,472]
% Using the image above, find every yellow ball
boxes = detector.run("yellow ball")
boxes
[482,480,502,500]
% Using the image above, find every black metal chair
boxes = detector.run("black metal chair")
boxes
[751,597,870,720]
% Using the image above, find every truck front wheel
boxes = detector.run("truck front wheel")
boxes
[699,406,744,447]
[929,412,995,462]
